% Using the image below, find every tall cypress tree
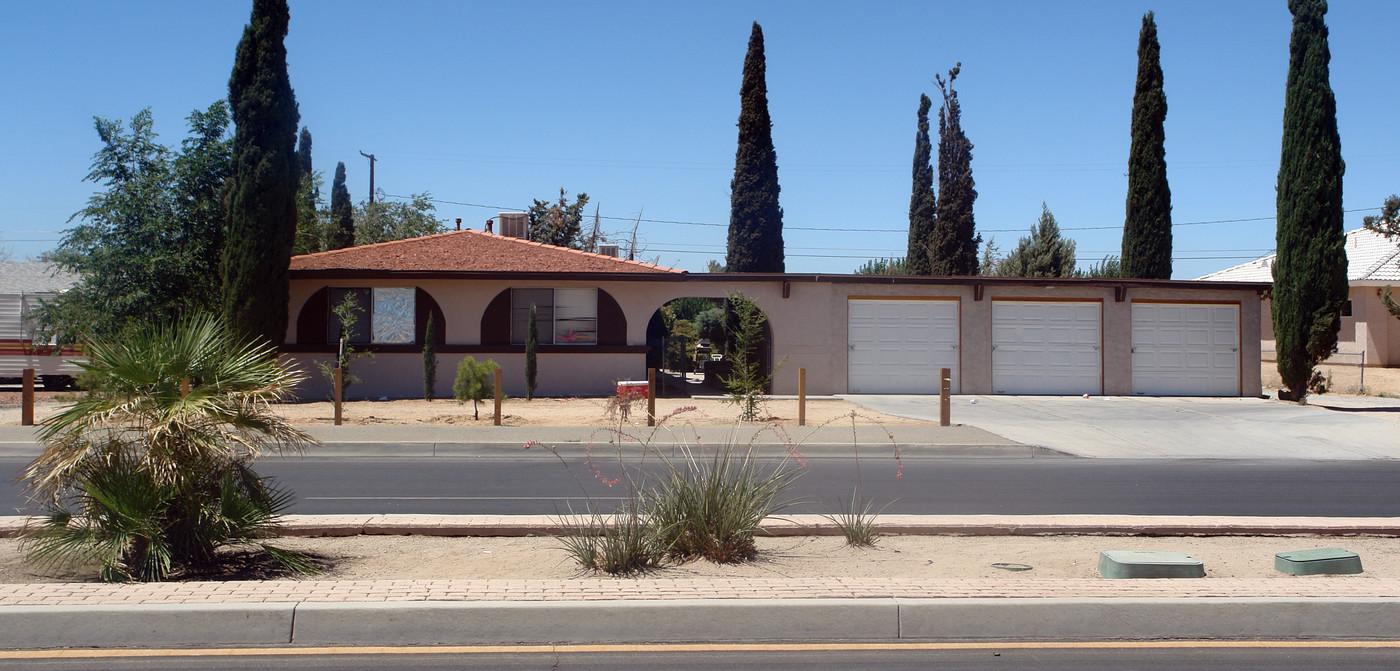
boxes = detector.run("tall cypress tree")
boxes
[297,127,313,178]
[930,65,979,276]
[905,94,936,276]
[726,21,785,273]
[1273,0,1348,400]
[1122,12,1172,280]
[221,0,300,347]
[327,161,354,250]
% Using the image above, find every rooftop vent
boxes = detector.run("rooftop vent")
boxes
[598,243,620,258]
[498,212,528,239]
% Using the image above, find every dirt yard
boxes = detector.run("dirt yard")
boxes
[3,534,1397,583]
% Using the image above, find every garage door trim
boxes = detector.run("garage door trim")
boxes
[1131,299,1242,396]
[990,296,1104,395]
[847,296,961,394]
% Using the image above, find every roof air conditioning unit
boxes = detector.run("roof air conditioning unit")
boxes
[498,212,529,239]
[598,244,620,258]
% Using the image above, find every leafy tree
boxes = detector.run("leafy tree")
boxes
[327,162,354,250]
[726,22,785,273]
[855,257,907,275]
[1122,11,1173,280]
[905,93,937,275]
[454,357,499,421]
[39,104,232,343]
[423,312,437,401]
[694,306,726,346]
[706,260,727,273]
[525,305,539,400]
[992,204,1077,278]
[353,191,445,245]
[930,64,980,275]
[527,188,590,248]
[1074,255,1124,278]
[1273,0,1348,401]
[23,314,317,582]
[221,0,301,348]
[1362,194,1400,238]
[721,291,782,421]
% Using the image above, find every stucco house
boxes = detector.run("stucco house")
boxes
[283,224,1267,399]
[1199,227,1400,368]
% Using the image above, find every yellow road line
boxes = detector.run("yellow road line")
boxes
[4,640,1400,659]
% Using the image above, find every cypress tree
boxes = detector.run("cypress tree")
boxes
[297,127,313,178]
[726,21,785,273]
[930,65,979,276]
[1273,0,1348,401]
[1122,11,1173,280]
[905,94,937,276]
[221,0,300,347]
[525,305,538,400]
[423,312,437,401]
[327,161,354,250]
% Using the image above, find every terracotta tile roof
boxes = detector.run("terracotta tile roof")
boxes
[1197,227,1400,283]
[289,229,683,274]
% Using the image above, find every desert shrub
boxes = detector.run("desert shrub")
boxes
[555,505,667,575]
[454,356,499,420]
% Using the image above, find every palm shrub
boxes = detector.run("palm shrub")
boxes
[23,314,317,581]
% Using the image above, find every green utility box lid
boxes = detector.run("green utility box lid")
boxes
[1098,550,1205,579]
[1275,548,1363,576]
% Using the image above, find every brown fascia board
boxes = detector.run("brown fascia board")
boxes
[289,268,1270,293]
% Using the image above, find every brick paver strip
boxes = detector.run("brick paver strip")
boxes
[1,578,1397,607]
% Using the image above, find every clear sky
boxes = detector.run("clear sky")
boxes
[2,1,1396,279]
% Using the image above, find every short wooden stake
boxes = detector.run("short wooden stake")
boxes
[21,369,34,427]
[493,368,503,426]
[798,367,807,426]
[939,367,951,427]
[647,367,657,427]
[333,365,343,426]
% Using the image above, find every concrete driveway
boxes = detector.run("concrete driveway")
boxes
[845,394,1400,459]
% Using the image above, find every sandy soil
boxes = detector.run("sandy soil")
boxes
[3,534,1398,583]
[1261,358,1400,397]
[0,396,929,428]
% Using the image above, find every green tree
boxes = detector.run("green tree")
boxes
[721,291,782,421]
[525,305,538,400]
[526,188,590,248]
[930,65,979,275]
[854,258,908,275]
[327,162,354,250]
[314,292,373,398]
[1121,11,1172,280]
[353,191,445,245]
[1362,194,1400,238]
[992,204,1077,278]
[221,0,301,348]
[23,314,317,582]
[453,357,499,421]
[291,169,325,256]
[1074,255,1124,278]
[1273,0,1348,401]
[726,22,785,273]
[39,104,232,343]
[423,312,437,401]
[905,94,937,275]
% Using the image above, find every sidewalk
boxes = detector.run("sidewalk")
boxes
[4,515,1400,647]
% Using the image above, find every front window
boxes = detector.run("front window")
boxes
[511,288,597,345]
[327,287,416,344]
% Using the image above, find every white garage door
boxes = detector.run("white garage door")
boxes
[1132,303,1239,396]
[848,299,959,393]
[992,301,1101,394]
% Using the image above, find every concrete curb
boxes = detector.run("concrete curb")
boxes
[6,514,1400,539]
[6,597,1400,647]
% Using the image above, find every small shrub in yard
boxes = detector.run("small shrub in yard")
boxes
[721,291,784,421]
[453,357,499,420]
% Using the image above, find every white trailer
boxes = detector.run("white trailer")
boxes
[0,264,83,389]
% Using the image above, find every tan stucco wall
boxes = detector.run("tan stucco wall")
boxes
[287,277,1265,398]
[1257,287,1397,368]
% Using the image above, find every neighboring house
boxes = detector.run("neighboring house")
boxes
[284,222,1268,399]
[0,262,82,388]
[1198,227,1400,367]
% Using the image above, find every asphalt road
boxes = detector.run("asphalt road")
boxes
[1,645,1398,670]
[4,455,1400,517]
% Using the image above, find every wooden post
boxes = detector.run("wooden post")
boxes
[493,368,503,426]
[798,367,807,426]
[939,367,951,427]
[647,367,657,427]
[21,369,34,427]
[333,365,343,426]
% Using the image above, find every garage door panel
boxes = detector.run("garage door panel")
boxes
[849,300,959,394]
[1132,303,1239,396]
[993,301,1101,395]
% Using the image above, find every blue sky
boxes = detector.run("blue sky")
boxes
[2,1,1397,278]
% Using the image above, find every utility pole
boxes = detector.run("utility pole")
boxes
[359,151,376,203]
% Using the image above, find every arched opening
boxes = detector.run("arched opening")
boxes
[480,287,626,346]
[644,296,772,397]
